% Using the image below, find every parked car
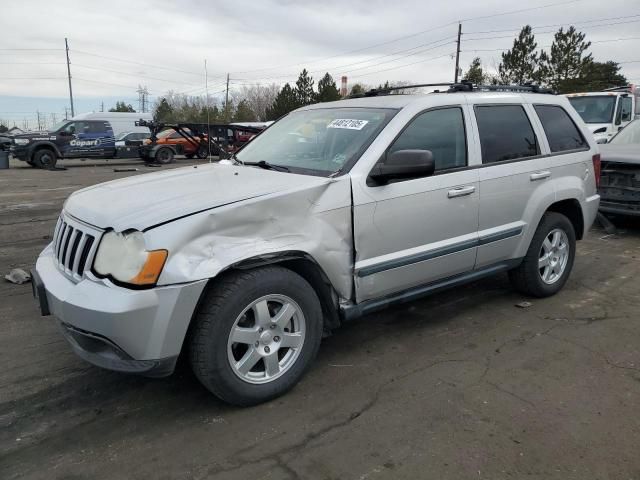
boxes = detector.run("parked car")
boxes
[599,119,640,216]
[32,89,600,406]
[142,128,208,160]
[11,119,116,168]
[115,131,150,147]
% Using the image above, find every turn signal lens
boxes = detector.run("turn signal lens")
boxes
[130,250,168,286]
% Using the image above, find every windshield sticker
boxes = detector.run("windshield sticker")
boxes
[327,119,369,130]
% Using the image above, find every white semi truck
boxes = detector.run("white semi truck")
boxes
[566,85,640,143]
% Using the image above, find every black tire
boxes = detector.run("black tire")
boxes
[189,266,323,406]
[196,145,208,159]
[185,153,195,159]
[509,212,576,298]
[32,148,57,169]
[154,147,174,164]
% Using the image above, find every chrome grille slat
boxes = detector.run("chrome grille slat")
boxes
[50,213,102,282]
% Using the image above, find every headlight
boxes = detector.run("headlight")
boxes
[93,230,167,287]
[14,138,29,145]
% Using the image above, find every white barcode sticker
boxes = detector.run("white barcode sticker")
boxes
[327,119,369,130]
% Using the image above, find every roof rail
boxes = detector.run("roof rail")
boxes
[602,85,632,92]
[350,81,554,98]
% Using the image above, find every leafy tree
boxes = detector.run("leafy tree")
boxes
[316,73,342,102]
[498,25,541,84]
[234,100,256,122]
[540,26,593,93]
[349,83,365,96]
[265,83,300,120]
[295,69,316,105]
[463,57,486,84]
[109,101,136,112]
[153,98,174,122]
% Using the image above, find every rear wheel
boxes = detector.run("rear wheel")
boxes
[509,212,576,297]
[189,266,323,406]
[154,147,174,164]
[196,145,208,159]
[185,153,195,159]
[31,149,57,169]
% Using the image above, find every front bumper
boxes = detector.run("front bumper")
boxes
[10,145,28,161]
[34,245,207,376]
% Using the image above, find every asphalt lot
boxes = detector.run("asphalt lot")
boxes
[1,156,640,480]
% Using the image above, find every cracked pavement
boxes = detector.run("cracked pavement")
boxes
[1,157,640,479]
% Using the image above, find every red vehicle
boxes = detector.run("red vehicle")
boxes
[143,128,208,159]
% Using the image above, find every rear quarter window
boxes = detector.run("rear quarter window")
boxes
[474,105,539,164]
[534,105,588,153]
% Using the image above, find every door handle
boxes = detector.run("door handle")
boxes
[530,171,551,181]
[447,185,476,198]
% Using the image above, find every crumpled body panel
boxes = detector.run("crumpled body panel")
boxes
[145,176,354,301]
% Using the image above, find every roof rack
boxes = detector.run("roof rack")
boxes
[602,85,633,92]
[351,81,554,98]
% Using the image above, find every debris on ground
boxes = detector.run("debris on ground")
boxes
[4,268,31,284]
[515,301,532,309]
[596,212,617,235]
[113,168,138,172]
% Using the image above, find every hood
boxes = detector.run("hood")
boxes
[12,130,53,139]
[64,163,331,231]
[599,144,640,165]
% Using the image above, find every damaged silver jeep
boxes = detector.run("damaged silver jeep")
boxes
[33,88,600,406]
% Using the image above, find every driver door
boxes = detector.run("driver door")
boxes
[352,106,480,303]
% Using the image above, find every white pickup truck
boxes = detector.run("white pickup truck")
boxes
[566,85,640,144]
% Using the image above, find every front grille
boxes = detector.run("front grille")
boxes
[51,214,101,281]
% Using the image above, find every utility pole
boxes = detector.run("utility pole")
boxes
[65,38,75,117]
[64,107,69,119]
[36,111,41,130]
[454,23,462,83]
[100,101,104,112]
[225,73,230,121]
[205,59,211,161]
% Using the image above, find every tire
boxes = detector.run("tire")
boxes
[196,145,208,159]
[154,147,174,164]
[185,153,195,159]
[32,149,57,169]
[509,212,576,298]
[189,266,323,406]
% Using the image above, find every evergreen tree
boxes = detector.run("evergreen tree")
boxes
[234,100,256,122]
[153,98,173,122]
[463,57,486,84]
[265,83,300,120]
[295,69,316,105]
[498,26,541,84]
[109,101,136,112]
[540,26,592,93]
[0,124,8,133]
[316,73,341,102]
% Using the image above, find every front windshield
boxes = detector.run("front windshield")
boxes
[50,120,70,132]
[568,96,616,124]
[235,107,397,175]
[610,120,640,145]
[116,132,130,141]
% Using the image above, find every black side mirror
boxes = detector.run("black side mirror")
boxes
[58,130,71,137]
[369,149,435,185]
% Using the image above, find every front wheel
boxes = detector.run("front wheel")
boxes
[196,145,208,159]
[31,149,57,169]
[154,147,174,164]
[509,212,576,297]
[189,266,323,406]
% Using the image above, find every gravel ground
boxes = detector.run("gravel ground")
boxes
[1,157,639,480]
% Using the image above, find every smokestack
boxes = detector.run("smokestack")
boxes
[340,76,348,97]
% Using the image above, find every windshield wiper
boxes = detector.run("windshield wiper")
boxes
[244,160,290,172]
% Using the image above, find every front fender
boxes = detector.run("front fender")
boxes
[28,141,62,159]
[144,176,355,301]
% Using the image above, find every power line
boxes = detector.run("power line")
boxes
[462,36,640,53]
[232,0,583,75]
[465,13,640,34]
[73,63,202,86]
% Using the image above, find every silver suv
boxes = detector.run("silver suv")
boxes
[32,89,600,406]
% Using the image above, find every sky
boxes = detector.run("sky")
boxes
[1,0,639,128]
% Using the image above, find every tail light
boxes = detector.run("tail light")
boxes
[592,153,601,188]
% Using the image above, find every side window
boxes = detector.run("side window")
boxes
[475,105,539,164]
[62,122,76,134]
[87,122,105,134]
[620,97,633,122]
[387,107,467,172]
[534,105,587,153]
[75,122,89,133]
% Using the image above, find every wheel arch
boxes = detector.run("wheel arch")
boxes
[29,141,61,160]
[545,198,585,240]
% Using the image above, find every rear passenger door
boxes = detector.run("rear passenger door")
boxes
[472,103,553,269]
